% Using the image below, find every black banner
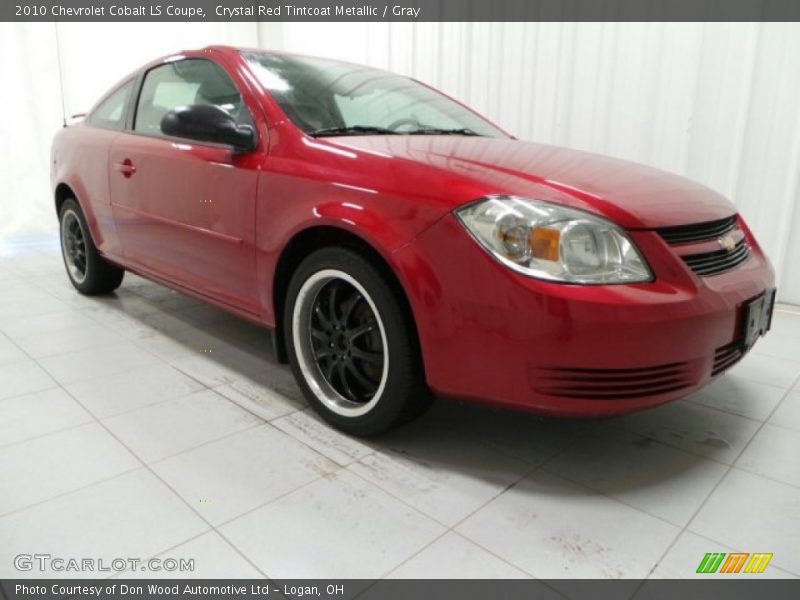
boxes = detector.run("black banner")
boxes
[4,0,800,22]
[3,579,800,600]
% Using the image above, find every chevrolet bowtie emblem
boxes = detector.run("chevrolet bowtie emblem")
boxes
[718,235,736,252]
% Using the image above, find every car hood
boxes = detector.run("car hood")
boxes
[326,136,736,229]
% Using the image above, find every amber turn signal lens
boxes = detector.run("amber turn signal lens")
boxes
[531,227,560,261]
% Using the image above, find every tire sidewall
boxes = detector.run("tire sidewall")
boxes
[59,198,95,293]
[58,197,124,295]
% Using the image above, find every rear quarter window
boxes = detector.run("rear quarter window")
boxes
[86,79,135,131]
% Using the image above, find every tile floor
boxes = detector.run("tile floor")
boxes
[1,234,799,588]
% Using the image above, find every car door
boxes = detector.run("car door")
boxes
[109,57,261,314]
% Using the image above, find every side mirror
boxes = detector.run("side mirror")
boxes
[161,104,256,153]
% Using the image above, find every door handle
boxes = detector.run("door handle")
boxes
[114,159,136,178]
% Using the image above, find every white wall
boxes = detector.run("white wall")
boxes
[2,22,799,302]
[0,24,63,237]
[0,22,260,243]
[266,22,800,303]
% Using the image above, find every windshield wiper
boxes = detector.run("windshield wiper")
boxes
[309,125,399,137]
[406,127,483,136]
[309,125,484,137]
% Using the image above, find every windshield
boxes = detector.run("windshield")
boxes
[241,51,507,138]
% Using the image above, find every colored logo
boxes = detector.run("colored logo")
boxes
[718,235,737,252]
[696,552,773,574]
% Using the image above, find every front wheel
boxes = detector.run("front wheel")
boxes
[284,247,431,436]
[59,198,124,294]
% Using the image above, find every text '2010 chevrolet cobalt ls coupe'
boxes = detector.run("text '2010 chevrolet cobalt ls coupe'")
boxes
[52,46,775,435]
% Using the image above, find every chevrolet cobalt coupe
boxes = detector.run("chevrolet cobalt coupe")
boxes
[52,46,775,435]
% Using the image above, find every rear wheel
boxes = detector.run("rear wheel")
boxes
[59,198,124,294]
[285,247,431,435]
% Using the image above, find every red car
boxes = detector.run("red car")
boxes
[52,46,775,435]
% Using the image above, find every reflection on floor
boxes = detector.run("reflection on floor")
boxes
[1,233,799,588]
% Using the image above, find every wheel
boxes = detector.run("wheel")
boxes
[285,247,431,436]
[59,198,124,294]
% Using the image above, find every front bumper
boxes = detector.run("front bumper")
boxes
[392,214,775,416]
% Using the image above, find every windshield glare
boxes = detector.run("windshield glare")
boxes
[241,51,506,137]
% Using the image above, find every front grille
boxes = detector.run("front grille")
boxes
[533,362,692,400]
[682,239,750,277]
[657,215,737,245]
[712,341,744,376]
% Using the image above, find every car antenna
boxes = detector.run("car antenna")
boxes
[54,23,67,127]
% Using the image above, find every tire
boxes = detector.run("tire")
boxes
[284,247,431,436]
[59,198,124,294]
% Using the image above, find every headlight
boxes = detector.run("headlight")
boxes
[455,196,652,284]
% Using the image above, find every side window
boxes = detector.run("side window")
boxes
[134,59,251,137]
[87,79,135,131]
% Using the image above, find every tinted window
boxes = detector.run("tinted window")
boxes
[87,79,134,131]
[134,59,251,136]
[242,51,505,137]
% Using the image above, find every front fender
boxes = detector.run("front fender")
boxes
[256,193,423,327]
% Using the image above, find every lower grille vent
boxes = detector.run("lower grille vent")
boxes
[533,362,692,400]
[712,342,744,377]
